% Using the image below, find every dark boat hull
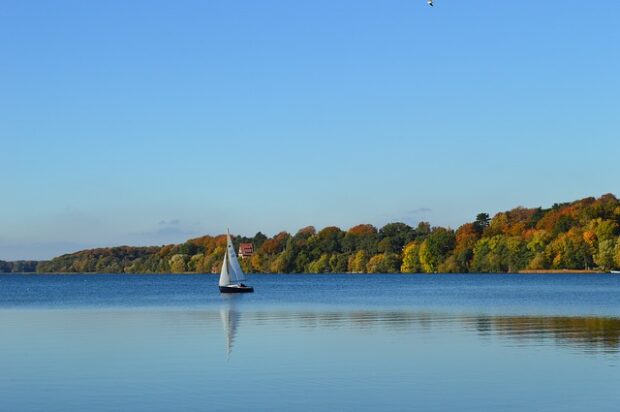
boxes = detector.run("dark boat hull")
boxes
[219,285,254,293]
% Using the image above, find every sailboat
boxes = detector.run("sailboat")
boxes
[219,231,254,293]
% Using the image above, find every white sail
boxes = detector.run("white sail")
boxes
[219,251,231,286]
[226,232,246,283]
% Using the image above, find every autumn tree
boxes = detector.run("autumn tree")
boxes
[348,250,369,273]
[342,224,378,254]
[32,193,620,274]
[366,253,401,273]
[401,242,422,273]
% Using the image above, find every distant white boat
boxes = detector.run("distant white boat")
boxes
[219,231,254,293]
[611,270,620,274]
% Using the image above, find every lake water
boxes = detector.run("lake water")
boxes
[1,274,619,411]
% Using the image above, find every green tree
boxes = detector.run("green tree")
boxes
[419,227,456,272]
[416,222,431,237]
[315,226,345,253]
[342,224,378,253]
[178,242,199,256]
[329,254,348,273]
[473,213,491,233]
[308,254,331,273]
[544,233,588,270]
[378,222,416,252]
[471,235,523,272]
[595,239,616,270]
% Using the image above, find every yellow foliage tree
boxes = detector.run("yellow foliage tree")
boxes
[348,250,368,273]
[614,238,620,269]
[401,242,422,273]
[169,254,188,273]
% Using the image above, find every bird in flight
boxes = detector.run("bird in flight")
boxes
[427,0,433,6]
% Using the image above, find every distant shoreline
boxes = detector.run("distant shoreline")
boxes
[3,194,620,276]
[1,271,613,275]
[518,269,606,274]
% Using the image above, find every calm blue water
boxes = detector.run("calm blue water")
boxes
[1,274,619,411]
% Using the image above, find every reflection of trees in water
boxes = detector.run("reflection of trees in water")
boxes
[214,308,620,354]
[483,315,620,352]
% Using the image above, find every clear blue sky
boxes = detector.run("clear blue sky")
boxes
[1,1,619,260]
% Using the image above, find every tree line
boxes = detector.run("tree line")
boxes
[0,260,38,273]
[7,194,620,274]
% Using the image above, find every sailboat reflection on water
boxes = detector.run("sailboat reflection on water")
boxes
[219,295,242,358]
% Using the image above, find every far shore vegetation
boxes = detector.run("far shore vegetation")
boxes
[2,194,620,274]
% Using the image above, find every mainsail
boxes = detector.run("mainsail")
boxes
[219,231,246,286]
[226,232,246,283]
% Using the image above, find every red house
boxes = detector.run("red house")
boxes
[238,243,254,259]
